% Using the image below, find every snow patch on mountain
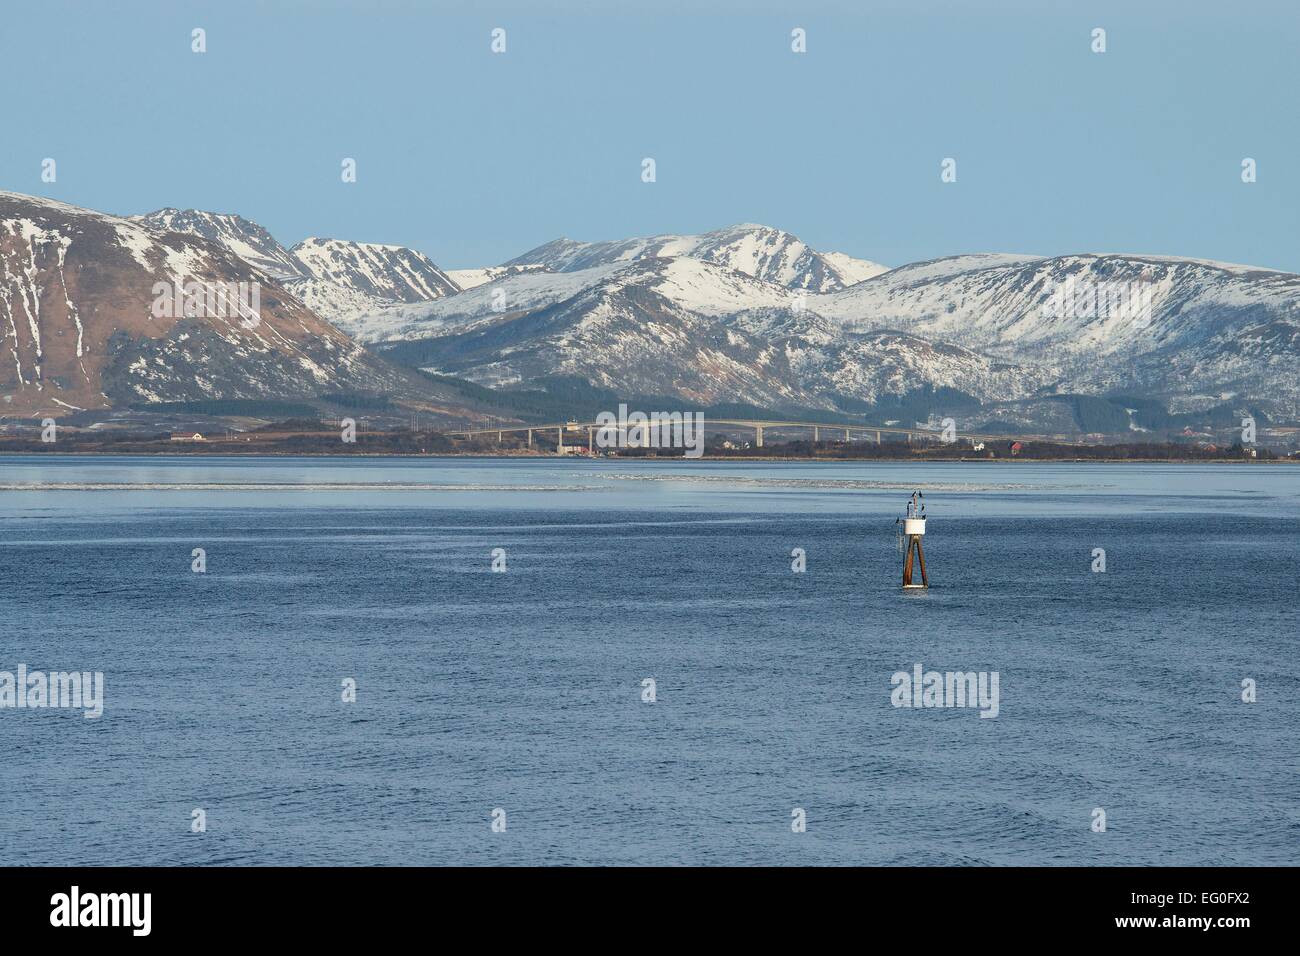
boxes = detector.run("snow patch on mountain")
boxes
[337,261,634,342]
[818,253,1300,359]
[445,263,551,290]
[290,238,460,303]
[819,251,891,286]
[361,256,1053,410]
[128,207,464,325]
[507,223,887,292]
[134,208,304,280]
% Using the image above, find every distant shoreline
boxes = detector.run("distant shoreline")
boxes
[0,449,1292,465]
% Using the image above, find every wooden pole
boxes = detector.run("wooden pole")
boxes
[902,535,929,588]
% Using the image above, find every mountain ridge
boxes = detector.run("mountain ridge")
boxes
[506,223,890,292]
[10,191,1297,429]
[351,246,1300,421]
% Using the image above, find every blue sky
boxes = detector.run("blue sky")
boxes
[3,0,1296,271]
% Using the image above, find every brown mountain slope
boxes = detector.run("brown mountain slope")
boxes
[0,191,462,419]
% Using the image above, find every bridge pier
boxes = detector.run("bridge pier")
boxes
[497,430,503,443]
[876,430,881,444]
[588,426,593,452]
[844,427,851,441]
[557,426,564,453]
[755,425,763,448]
[527,429,532,448]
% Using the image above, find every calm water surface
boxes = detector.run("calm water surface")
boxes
[1,456,1296,865]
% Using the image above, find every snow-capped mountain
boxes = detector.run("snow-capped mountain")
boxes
[281,239,461,327]
[342,255,808,344]
[364,257,1048,409]
[134,208,304,281]
[506,223,888,292]
[16,191,1295,427]
[817,253,1300,413]
[288,238,461,302]
[723,310,1054,405]
[373,266,811,405]
[819,251,893,287]
[338,261,641,343]
[133,210,463,326]
[0,192,461,416]
[445,263,551,290]
[352,244,1300,421]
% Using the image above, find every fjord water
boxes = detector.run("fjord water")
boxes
[1,455,1296,866]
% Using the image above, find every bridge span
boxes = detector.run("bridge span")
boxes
[446,417,1083,450]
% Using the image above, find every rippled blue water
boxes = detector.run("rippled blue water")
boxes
[1,456,1296,865]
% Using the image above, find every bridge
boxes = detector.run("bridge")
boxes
[446,417,1083,450]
